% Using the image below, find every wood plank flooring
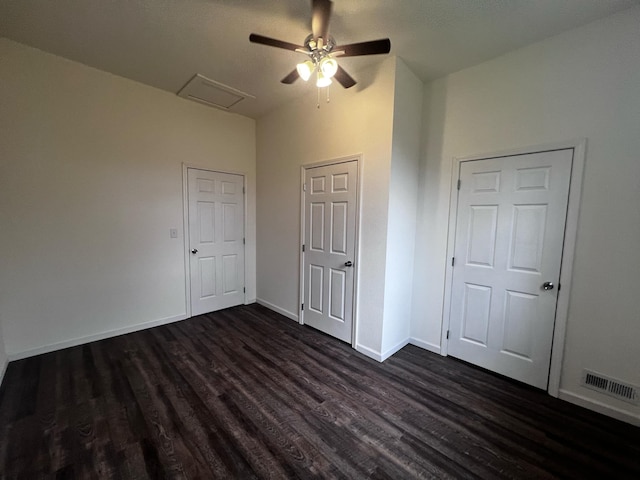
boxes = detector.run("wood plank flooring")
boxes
[0,304,638,479]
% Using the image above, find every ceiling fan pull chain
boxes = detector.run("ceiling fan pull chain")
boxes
[317,86,321,109]
[326,84,330,104]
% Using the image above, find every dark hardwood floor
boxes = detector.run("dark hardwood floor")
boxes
[0,304,638,479]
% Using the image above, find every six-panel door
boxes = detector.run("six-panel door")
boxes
[448,150,572,389]
[303,161,357,343]
[188,168,245,316]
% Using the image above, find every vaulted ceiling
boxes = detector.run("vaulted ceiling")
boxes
[1,0,637,118]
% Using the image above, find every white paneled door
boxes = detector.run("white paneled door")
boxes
[448,150,573,389]
[188,168,245,316]
[303,161,358,343]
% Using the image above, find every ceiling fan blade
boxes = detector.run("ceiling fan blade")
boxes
[249,33,302,52]
[334,38,391,57]
[334,65,356,89]
[281,69,300,84]
[311,0,332,41]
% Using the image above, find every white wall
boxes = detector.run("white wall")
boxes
[411,7,640,423]
[382,59,423,356]
[410,73,449,354]
[257,56,424,360]
[0,39,256,358]
[257,57,396,357]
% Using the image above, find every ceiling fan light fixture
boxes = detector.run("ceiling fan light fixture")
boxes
[249,0,392,93]
[319,57,338,78]
[296,60,315,82]
[316,70,332,88]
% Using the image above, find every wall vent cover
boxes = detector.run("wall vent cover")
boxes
[581,369,639,405]
[177,74,255,111]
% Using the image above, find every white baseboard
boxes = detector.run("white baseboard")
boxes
[256,298,299,322]
[381,338,410,361]
[8,313,188,361]
[355,343,383,362]
[357,339,413,363]
[409,337,441,355]
[558,389,640,427]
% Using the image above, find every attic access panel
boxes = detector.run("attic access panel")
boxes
[177,74,255,111]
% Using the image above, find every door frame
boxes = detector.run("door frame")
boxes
[441,139,586,397]
[299,154,363,349]
[182,163,248,318]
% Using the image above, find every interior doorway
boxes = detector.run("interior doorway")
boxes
[300,159,359,343]
[186,168,245,316]
[446,148,577,389]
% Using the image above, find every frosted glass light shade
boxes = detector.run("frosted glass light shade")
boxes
[319,57,338,78]
[296,60,315,81]
[316,70,332,88]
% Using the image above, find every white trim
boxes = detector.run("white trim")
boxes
[256,298,299,322]
[298,165,306,325]
[0,356,8,387]
[409,338,442,355]
[547,139,586,397]
[182,164,249,318]
[381,339,410,362]
[182,164,192,318]
[301,155,363,170]
[181,163,249,178]
[355,343,384,362]
[299,154,363,348]
[440,157,462,356]
[441,139,587,396]
[352,157,364,351]
[559,389,640,427]
[356,339,410,363]
[7,314,188,361]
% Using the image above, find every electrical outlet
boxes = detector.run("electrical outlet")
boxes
[170,228,178,238]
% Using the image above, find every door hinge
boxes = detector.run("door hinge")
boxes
[303,183,307,192]
[451,257,455,267]
[446,330,450,340]
[301,303,304,311]
[558,283,561,291]
[243,186,245,194]
[302,244,305,252]
[457,179,461,190]
[243,237,246,245]
[243,287,246,293]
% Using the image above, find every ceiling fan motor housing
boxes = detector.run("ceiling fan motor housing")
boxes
[303,34,337,69]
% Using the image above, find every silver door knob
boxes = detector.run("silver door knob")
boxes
[344,261,353,267]
[191,248,198,254]
[542,282,554,290]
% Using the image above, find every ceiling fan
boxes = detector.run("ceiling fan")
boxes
[249,0,391,89]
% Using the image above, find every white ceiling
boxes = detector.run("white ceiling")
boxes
[1,0,638,119]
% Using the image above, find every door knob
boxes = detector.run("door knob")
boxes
[191,248,198,254]
[344,261,353,267]
[542,281,554,290]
